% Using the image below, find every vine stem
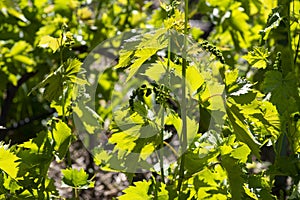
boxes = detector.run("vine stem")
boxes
[59,29,67,122]
[74,187,79,200]
[159,108,165,183]
[294,33,299,80]
[177,0,188,192]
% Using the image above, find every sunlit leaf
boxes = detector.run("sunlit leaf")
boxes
[231,143,251,163]
[7,7,28,22]
[50,120,72,160]
[243,47,269,69]
[3,174,22,193]
[243,184,259,200]
[126,48,158,81]
[14,55,35,65]
[38,35,60,53]
[9,41,32,56]
[165,113,198,149]
[172,62,205,94]
[62,168,94,188]
[226,102,261,159]
[158,182,169,200]
[0,147,20,179]
[225,69,238,86]
[63,58,88,85]
[230,3,249,35]
[119,180,152,200]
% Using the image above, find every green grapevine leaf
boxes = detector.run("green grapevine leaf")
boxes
[29,70,63,101]
[143,61,166,82]
[62,168,94,188]
[243,47,269,69]
[14,55,35,65]
[6,7,28,22]
[262,71,298,112]
[50,120,72,160]
[115,29,168,82]
[157,182,169,200]
[9,40,32,56]
[165,113,198,148]
[114,50,133,69]
[229,3,250,35]
[38,35,60,53]
[230,143,251,163]
[138,28,168,49]
[221,155,243,200]
[172,63,205,93]
[3,174,22,193]
[248,174,276,199]
[0,147,20,179]
[63,58,88,85]
[29,58,86,101]
[126,48,158,82]
[109,131,138,153]
[232,96,281,143]
[260,7,283,41]
[226,102,261,159]
[19,131,49,152]
[195,165,228,199]
[243,184,259,200]
[262,70,283,92]
[119,180,152,200]
[73,101,103,134]
[225,69,239,86]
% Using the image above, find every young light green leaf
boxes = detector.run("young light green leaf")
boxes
[225,69,239,86]
[62,168,94,188]
[64,58,82,77]
[0,147,20,179]
[126,48,158,82]
[9,41,32,56]
[114,50,133,69]
[38,35,60,53]
[243,184,259,200]
[143,60,167,82]
[119,180,152,200]
[14,55,35,65]
[63,58,88,85]
[229,3,249,35]
[172,63,205,94]
[226,102,261,159]
[243,47,269,69]
[165,113,198,149]
[157,182,169,200]
[7,7,28,23]
[50,120,72,160]
[3,174,22,193]
[231,143,251,163]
